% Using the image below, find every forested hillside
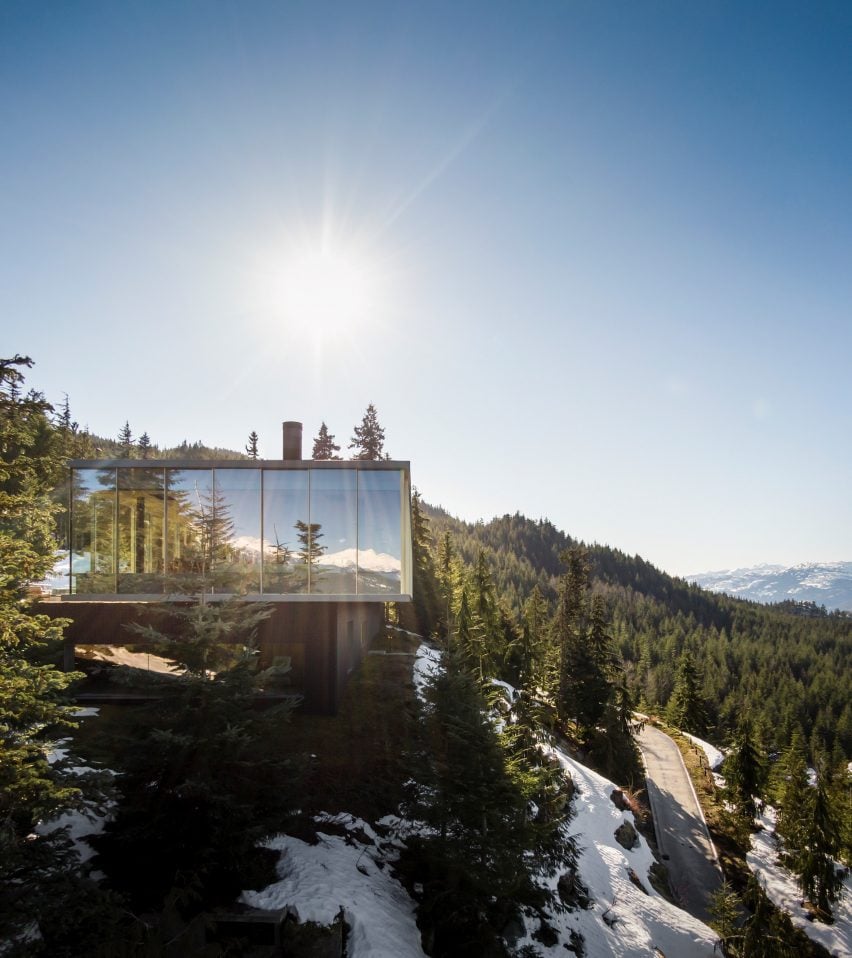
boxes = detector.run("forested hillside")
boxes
[422,504,852,763]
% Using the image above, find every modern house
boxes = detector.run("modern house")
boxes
[46,422,412,712]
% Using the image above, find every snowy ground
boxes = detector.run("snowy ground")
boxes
[683,732,726,771]
[678,728,851,956]
[514,743,718,958]
[748,806,851,957]
[241,814,426,958]
[245,644,720,957]
[39,711,111,866]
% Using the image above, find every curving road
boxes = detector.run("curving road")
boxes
[638,723,724,923]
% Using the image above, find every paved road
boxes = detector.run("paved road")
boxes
[638,723,724,923]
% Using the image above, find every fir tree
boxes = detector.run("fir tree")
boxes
[723,718,766,824]
[552,547,590,728]
[798,770,843,917]
[404,490,442,637]
[118,419,134,457]
[295,519,325,571]
[92,598,297,919]
[775,732,811,874]
[312,421,341,460]
[667,649,710,736]
[519,584,549,687]
[0,356,99,948]
[245,430,259,460]
[349,402,387,460]
[137,431,152,459]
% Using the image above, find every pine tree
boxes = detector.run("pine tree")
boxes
[349,402,387,460]
[295,519,325,571]
[519,584,548,687]
[92,598,296,920]
[311,421,341,460]
[0,356,97,947]
[775,732,811,874]
[405,647,573,952]
[138,431,152,459]
[723,718,766,824]
[118,420,134,456]
[552,547,590,728]
[667,649,710,735]
[404,490,441,637]
[245,430,259,460]
[798,770,843,917]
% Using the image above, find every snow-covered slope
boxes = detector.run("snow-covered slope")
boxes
[244,645,719,957]
[748,807,851,957]
[688,561,852,611]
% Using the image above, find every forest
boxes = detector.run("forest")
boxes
[419,505,852,765]
[2,354,849,956]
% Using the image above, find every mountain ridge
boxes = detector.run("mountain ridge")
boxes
[688,560,852,612]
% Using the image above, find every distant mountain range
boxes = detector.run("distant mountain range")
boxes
[687,561,852,612]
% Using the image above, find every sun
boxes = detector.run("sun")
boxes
[252,238,381,337]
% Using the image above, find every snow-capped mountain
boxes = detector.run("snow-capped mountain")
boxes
[687,561,852,612]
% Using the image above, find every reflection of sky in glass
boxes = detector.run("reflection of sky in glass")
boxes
[167,469,213,505]
[215,469,261,543]
[310,470,357,551]
[71,465,408,595]
[263,470,309,557]
[358,471,401,559]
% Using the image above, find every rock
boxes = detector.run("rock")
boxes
[627,867,649,894]
[610,788,629,811]
[614,820,639,850]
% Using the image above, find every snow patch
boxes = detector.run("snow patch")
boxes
[748,806,851,957]
[683,732,726,771]
[242,815,426,958]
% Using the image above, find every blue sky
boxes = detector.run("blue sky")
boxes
[2,1,850,575]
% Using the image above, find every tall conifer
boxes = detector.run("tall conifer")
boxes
[312,422,341,460]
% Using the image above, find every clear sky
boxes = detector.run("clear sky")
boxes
[2,1,850,577]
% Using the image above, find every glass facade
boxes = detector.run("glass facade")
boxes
[69,462,411,599]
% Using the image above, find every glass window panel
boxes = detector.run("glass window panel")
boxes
[117,468,165,593]
[357,470,402,594]
[213,469,261,593]
[310,469,357,594]
[70,468,116,593]
[262,470,309,594]
[165,469,213,592]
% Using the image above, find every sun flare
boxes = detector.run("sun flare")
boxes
[254,239,381,337]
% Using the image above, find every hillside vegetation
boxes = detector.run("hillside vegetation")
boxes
[421,505,852,764]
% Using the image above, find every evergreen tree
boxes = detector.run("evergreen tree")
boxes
[117,420,134,457]
[552,547,590,728]
[245,430,259,460]
[798,770,843,916]
[405,648,573,954]
[295,519,325,572]
[92,599,297,920]
[519,584,549,687]
[775,732,811,874]
[0,356,99,948]
[723,718,766,824]
[403,490,442,637]
[312,421,341,460]
[667,649,710,735]
[137,431,152,459]
[349,402,387,460]
[58,392,72,431]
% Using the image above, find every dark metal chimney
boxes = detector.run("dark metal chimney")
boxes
[282,421,303,460]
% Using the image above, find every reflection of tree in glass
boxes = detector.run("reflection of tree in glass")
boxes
[295,520,325,569]
[169,481,236,590]
[269,525,293,566]
[264,525,295,593]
